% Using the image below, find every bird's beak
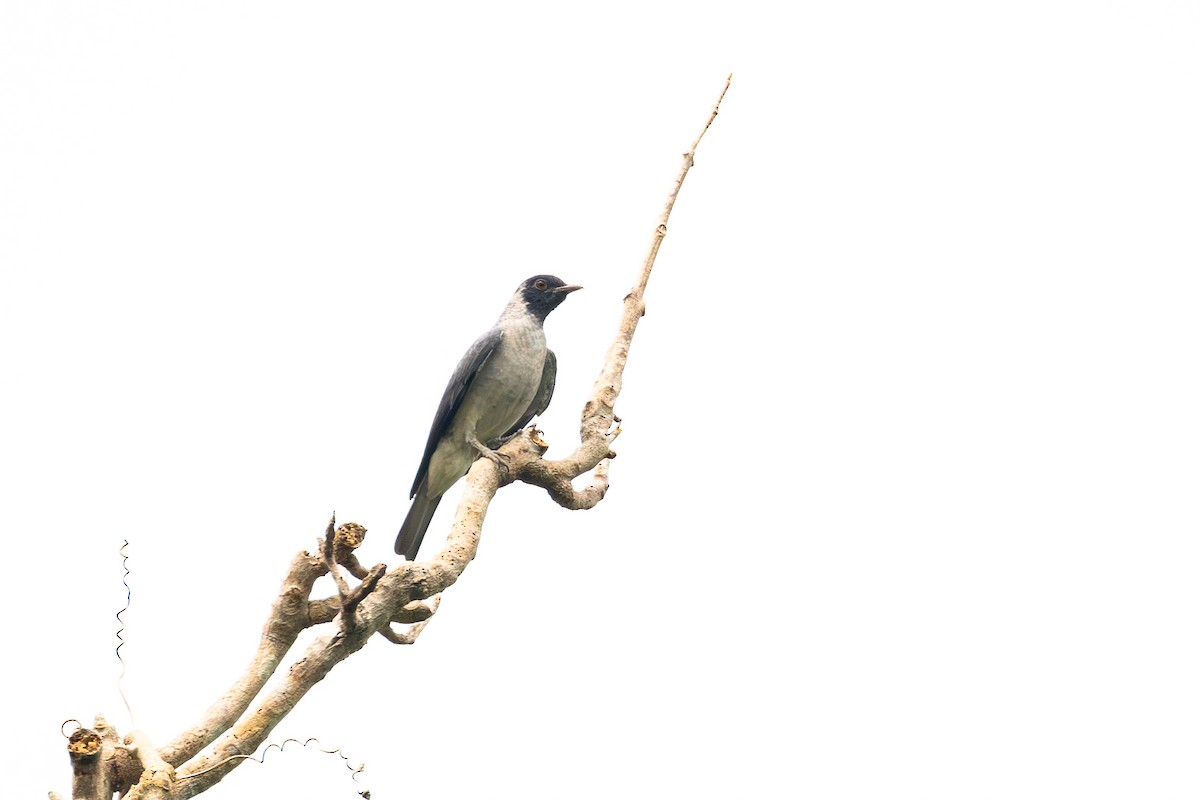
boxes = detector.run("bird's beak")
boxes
[555,285,583,294]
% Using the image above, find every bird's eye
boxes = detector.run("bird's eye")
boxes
[534,279,548,290]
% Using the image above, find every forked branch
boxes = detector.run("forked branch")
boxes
[56,75,730,800]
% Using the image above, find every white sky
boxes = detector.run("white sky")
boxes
[4,2,1199,798]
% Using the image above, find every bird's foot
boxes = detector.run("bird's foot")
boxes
[469,436,511,474]
[482,448,511,474]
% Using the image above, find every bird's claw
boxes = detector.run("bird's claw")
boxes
[483,449,511,474]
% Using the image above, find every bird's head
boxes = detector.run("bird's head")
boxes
[516,274,582,321]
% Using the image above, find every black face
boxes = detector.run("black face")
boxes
[518,274,582,321]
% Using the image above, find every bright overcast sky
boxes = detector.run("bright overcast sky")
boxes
[4,3,1199,799]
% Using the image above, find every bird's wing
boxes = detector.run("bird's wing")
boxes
[409,327,503,499]
[503,348,557,439]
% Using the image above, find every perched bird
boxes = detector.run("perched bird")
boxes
[395,275,582,560]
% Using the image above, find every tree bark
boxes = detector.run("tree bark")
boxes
[53,74,731,800]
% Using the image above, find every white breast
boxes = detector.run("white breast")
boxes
[466,318,546,442]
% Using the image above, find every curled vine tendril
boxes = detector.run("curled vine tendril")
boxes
[115,539,135,728]
[176,737,369,798]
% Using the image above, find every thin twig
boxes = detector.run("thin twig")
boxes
[517,74,733,499]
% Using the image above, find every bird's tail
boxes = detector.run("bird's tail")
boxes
[395,481,443,560]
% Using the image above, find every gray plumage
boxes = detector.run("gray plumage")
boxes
[395,275,581,560]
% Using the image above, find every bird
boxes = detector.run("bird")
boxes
[394,274,582,560]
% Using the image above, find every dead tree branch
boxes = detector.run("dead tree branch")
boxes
[515,73,733,505]
[55,75,730,799]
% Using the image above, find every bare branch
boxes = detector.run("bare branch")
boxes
[65,717,114,800]
[172,459,504,793]
[515,75,732,499]
[123,731,174,800]
[322,516,353,600]
[518,429,617,509]
[332,522,373,580]
[158,549,328,767]
[56,79,730,798]
[380,596,442,644]
[390,595,441,625]
[322,521,384,633]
